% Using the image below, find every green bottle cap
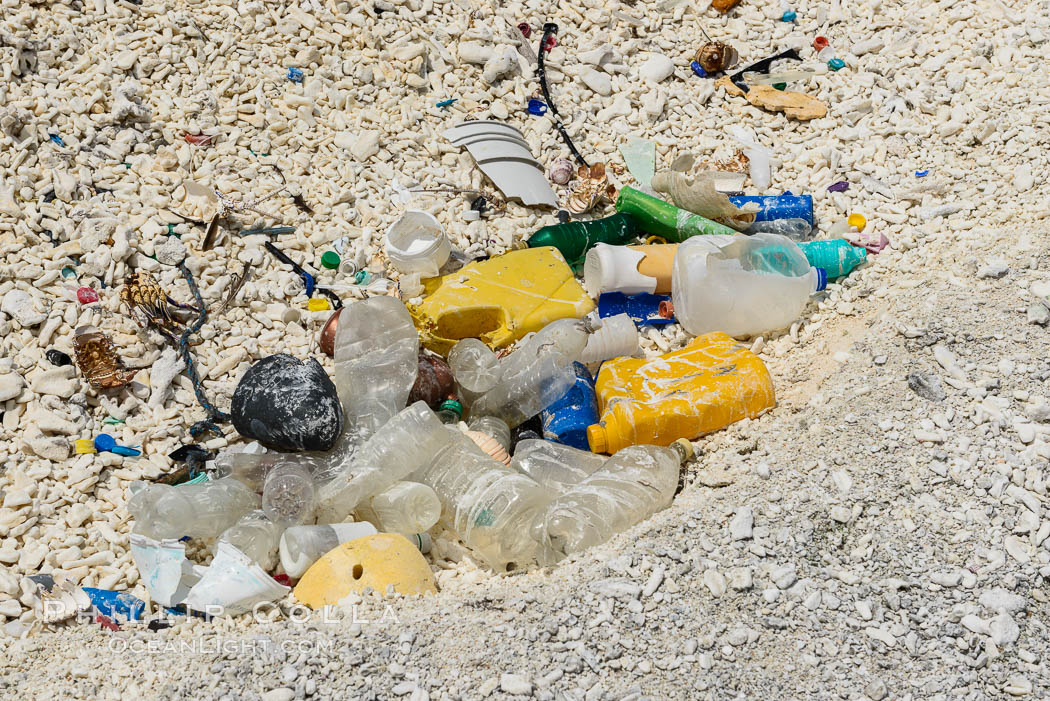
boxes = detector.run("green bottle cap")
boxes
[439,400,463,417]
[321,251,340,269]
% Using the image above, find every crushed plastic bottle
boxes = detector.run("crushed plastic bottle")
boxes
[262,463,317,526]
[127,477,259,540]
[355,481,441,535]
[412,427,550,571]
[615,187,738,241]
[218,510,282,570]
[447,338,502,407]
[315,401,449,524]
[797,239,867,278]
[470,319,591,428]
[670,233,825,338]
[539,362,599,450]
[745,217,813,240]
[466,415,513,464]
[279,522,378,578]
[533,440,692,564]
[510,439,606,495]
[727,193,814,226]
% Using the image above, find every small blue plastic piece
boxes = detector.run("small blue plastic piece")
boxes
[540,363,599,450]
[436,98,457,108]
[597,293,674,327]
[286,66,304,83]
[93,434,117,452]
[49,134,66,147]
[828,58,846,71]
[81,588,147,621]
[690,61,707,78]
[301,271,316,298]
[111,445,142,457]
[781,10,797,21]
[527,98,548,116]
[914,170,929,177]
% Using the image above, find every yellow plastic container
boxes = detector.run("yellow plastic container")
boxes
[587,332,776,454]
[293,533,437,608]
[407,246,595,356]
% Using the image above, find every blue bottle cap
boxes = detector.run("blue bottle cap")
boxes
[782,10,797,21]
[690,61,707,78]
[94,434,117,452]
[527,98,548,116]
[814,268,828,291]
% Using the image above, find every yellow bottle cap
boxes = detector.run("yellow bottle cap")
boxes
[847,213,866,231]
[586,424,608,454]
[307,298,331,312]
[74,439,97,454]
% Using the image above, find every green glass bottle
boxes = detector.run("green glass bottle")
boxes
[527,213,640,265]
[797,239,867,278]
[615,187,738,242]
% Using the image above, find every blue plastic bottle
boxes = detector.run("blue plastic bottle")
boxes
[728,193,814,226]
[597,292,674,327]
[540,363,599,450]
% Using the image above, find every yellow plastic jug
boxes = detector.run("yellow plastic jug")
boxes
[407,246,596,356]
[586,332,776,453]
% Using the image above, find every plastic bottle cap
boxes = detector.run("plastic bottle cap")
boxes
[828,58,846,71]
[671,438,695,462]
[439,399,463,418]
[94,434,117,452]
[77,287,99,304]
[690,61,707,78]
[813,36,829,51]
[61,267,77,278]
[75,439,97,454]
[847,213,867,231]
[321,251,340,269]
[586,424,608,454]
[781,10,797,21]
[307,298,331,312]
[814,268,828,292]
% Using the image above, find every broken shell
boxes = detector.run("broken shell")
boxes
[73,326,138,390]
[695,42,738,74]
[466,430,512,465]
[319,307,343,357]
[548,158,575,185]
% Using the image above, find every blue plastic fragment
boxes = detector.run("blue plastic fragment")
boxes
[782,10,797,21]
[540,363,599,450]
[690,61,707,78]
[436,98,457,108]
[49,134,66,147]
[287,66,304,83]
[82,588,147,621]
[598,292,674,327]
[111,445,142,457]
[527,98,548,116]
[914,170,929,177]
[301,271,316,297]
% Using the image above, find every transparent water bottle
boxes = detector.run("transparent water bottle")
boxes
[533,440,692,564]
[127,477,259,540]
[278,522,378,578]
[263,463,317,526]
[466,415,513,464]
[356,481,441,535]
[671,233,826,338]
[315,401,449,524]
[218,510,282,570]
[412,427,551,571]
[745,217,813,241]
[447,338,502,408]
[470,319,591,428]
[511,439,607,495]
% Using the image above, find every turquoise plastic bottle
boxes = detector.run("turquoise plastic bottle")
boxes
[797,239,867,278]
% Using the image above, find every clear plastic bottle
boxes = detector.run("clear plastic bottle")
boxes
[511,439,607,495]
[670,233,825,338]
[315,401,449,524]
[412,427,551,571]
[470,319,591,428]
[447,338,502,407]
[579,313,639,365]
[127,477,259,540]
[263,463,317,526]
[745,217,813,241]
[278,522,378,578]
[355,481,441,535]
[467,416,512,452]
[218,510,282,570]
[533,440,692,564]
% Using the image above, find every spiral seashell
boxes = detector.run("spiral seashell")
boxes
[466,430,511,465]
[548,158,574,185]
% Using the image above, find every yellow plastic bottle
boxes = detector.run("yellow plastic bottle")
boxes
[586,332,776,454]
[407,246,595,356]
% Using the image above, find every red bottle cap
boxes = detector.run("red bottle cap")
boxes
[77,287,99,304]
[813,36,829,51]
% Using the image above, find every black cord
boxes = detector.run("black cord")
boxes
[537,23,589,168]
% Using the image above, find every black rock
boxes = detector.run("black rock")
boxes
[231,354,343,452]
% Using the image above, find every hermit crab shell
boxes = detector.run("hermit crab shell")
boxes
[466,430,512,465]
[548,158,575,185]
[695,42,738,74]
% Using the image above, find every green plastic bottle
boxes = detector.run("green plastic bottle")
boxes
[797,239,867,278]
[527,213,640,265]
[615,187,738,242]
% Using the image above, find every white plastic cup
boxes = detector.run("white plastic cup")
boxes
[384,210,451,277]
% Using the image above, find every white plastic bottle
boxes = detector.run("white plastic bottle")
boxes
[127,477,259,540]
[355,481,441,535]
[579,313,639,364]
[447,338,502,407]
[218,510,282,570]
[533,440,692,564]
[510,439,607,495]
[470,319,591,428]
[670,233,825,338]
[315,401,449,524]
[278,522,378,578]
[262,463,317,526]
[413,427,551,571]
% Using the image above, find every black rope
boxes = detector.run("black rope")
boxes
[177,262,230,437]
[537,23,589,168]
